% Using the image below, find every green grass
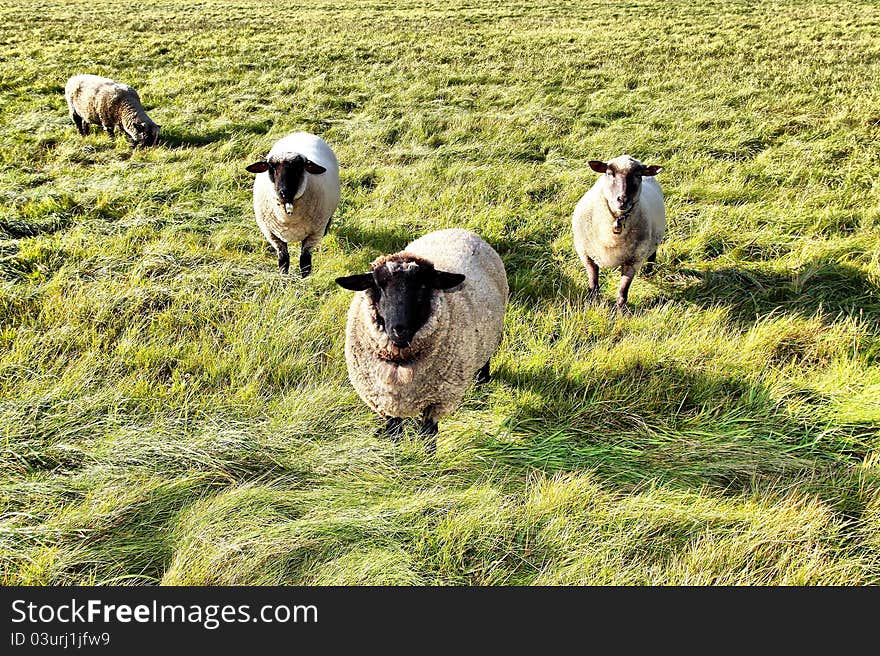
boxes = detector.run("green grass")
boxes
[1,0,880,585]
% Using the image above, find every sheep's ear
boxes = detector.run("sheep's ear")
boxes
[246,161,270,174]
[641,165,663,176]
[588,160,608,173]
[304,160,326,175]
[335,273,375,291]
[433,271,465,290]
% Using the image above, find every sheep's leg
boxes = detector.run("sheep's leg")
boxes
[475,360,491,385]
[276,241,290,274]
[80,120,90,136]
[299,234,321,278]
[616,263,637,311]
[71,111,85,134]
[642,250,657,276]
[299,244,312,278]
[420,420,438,454]
[379,416,404,440]
[419,408,438,454]
[585,255,600,301]
[257,225,289,274]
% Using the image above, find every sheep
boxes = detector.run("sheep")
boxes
[64,74,160,147]
[335,228,508,452]
[571,154,665,310]
[245,132,340,277]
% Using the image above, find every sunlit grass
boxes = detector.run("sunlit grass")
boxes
[1,0,879,585]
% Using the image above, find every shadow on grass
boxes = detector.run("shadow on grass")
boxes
[480,360,875,498]
[161,120,272,149]
[658,259,880,329]
[0,215,72,239]
[332,220,418,256]
[494,231,594,302]
[58,475,228,585]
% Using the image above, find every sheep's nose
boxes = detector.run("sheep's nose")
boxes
[390,325,410,345]
[617,196,626,204]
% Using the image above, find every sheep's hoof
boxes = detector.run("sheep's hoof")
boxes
[380,417,404,440]
[587,288,601,304]
[419,419,438,454]
[642,251,658,277]
[475,362,491,385]
[277,252,290,274]
[615,301,631,316]
[299,250,312,278]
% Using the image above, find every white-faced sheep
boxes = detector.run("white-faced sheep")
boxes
[246,132,340,277]
[572,154,665,309]
[64,74,160,147]
[335,228,508,452]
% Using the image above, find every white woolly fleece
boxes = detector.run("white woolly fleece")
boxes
[252,132,341,249]
[344,228,508,422]
[572,155,666,271]
[64,74,158,142]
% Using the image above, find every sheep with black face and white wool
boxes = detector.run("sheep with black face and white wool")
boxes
[246,132,341,277]
[336,228,508,452]
[64,74,160,147]
[572,154,665,310]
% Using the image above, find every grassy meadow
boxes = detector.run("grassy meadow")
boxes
[1,0,880,585]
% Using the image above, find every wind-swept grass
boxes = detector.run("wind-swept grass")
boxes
[1,0,879,585]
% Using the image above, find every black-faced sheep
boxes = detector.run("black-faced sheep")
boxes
[336,228,508,452]
[246,132,340,277]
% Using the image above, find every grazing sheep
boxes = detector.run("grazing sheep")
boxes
[572,154,665,310]
[64,74,160,147]
[335,228,508,452]
[246,132,340,277]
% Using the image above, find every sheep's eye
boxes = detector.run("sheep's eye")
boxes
[606,170,613,176]
[376,316,385,330]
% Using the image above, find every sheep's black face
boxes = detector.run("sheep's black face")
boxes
[132,122,160,147]
[245,156,327,214]
[375,262,435,347]
[336,258,466,349]
[269,156,305,208]
[589,158,663,233]
[145,124,160,147]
